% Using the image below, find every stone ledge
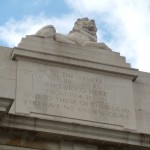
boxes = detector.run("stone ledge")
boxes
[0,114,150,148]
[11,47,138,81]
[18,36,130,68]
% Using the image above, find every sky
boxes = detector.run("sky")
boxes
[0,0,150,72]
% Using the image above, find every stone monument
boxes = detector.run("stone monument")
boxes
[0,18,150,150]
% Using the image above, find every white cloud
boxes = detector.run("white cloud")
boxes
[1,0,150,72]
[0,14,76,47]
[66,0,150,72]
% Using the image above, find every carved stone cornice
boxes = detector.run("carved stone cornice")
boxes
[0,113,150,149]
[11,36,138,81]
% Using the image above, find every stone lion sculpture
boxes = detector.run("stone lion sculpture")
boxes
[35,18,111,50]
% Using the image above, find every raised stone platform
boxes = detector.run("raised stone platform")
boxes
[11,36,137,128]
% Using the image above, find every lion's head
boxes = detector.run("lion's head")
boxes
[69,18,97,42]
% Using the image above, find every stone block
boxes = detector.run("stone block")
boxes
[15,60,136,130]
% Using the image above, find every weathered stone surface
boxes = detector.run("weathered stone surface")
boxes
[0,47,15,114]
[0,18,150,149]
[0,114,150,149]
[14,60,136,130]
[14,36,131,68]
[133,71,150,134]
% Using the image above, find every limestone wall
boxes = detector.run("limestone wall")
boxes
[0,44,150,134]
[0,43,150,149]
[133,71,150,134]
[0,46,16,100]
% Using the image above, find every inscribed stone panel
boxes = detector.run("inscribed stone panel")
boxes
[16,60,136,129]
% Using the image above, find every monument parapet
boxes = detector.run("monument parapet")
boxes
[11,17,138,130]
[0,18,150,149]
